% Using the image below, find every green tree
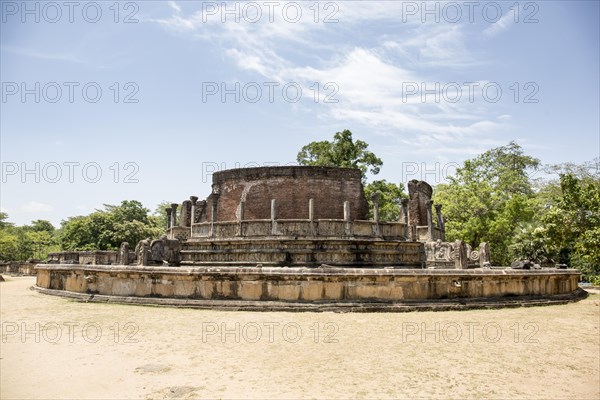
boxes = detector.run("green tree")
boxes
[297,130,408,219]
[28,219,55,233]
[541,173,600,279]
[297,129,383,178]
[59,200,162,251]
[0,212,14,229]
[434,142,540,265]
[364,180,406,221]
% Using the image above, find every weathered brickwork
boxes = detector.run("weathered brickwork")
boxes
[202,166,369,222]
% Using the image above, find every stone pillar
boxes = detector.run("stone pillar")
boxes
[371,192,381,237]
[210,198,218,237]
[190,196,198,236]
[343,201,351,236]
[401,198,409,240]
[454,240,468,269]
[271,199,277,235]
[407,180,433,227]
[479,242,490,267]
[309,198,315,236]
[434,203,445,241]
[195,200,206,224]
[170,203,178,230]
[119,242,129,265]
[237,200,245,236]
[180,200,192,228]
[426,200,434,241]
[165,208,172,230]
[371,192,381,223]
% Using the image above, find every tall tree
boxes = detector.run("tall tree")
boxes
[296,130,407,220]
[434,142,540,265]
[297,129,383,178]
[541,172,600,279]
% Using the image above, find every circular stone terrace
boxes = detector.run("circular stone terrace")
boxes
[34,166,585,311]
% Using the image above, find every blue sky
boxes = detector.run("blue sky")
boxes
[1,0,599,226]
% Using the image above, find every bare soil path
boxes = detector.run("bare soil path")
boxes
[1,276,599,399]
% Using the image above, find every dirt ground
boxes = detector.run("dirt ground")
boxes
[1,276,599,400]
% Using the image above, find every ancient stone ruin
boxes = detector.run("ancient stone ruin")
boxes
[144,166,489,269]
[35,166,583,310]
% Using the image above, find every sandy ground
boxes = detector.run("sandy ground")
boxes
[1,276,599,400]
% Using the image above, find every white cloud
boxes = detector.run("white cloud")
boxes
[483,11,514,37]
[168,1,181,13]
[149,2,508,152]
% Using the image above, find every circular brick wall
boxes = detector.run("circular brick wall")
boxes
[209,166,369,222]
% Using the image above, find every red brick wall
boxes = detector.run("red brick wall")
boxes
[204,167,369,222]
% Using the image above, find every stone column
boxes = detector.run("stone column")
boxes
[180,200,192,228]
[454,240,468,269]
[170,203,179,231]
[271,199,277,235]
[190,196,198,237]
[371,192,381,223]
[237,200,245,236]
[165,208,172,230]
[343,201,351,236]
[479,242,490,267]
[210,198,218,237]
[401,198,409,240]
[119,242,129,265]
[434,203,445,241]
[371,192,381,237]
[308,198,315,236]
[426,200,434,241]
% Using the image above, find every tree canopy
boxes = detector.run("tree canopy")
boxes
[434,142,541,265]
[297,129,383,177]
[59,200,162,251]
[297,130,404,220]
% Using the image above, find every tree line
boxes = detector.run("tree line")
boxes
[1,130,598,282]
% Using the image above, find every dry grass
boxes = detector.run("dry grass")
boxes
[1,276,599,399]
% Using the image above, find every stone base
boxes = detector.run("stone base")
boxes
[31,285,587,312]
[34,264,582,311]
[180,238,425,267]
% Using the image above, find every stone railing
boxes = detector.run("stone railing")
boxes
[47,251,120,265]
[0,261,38,275]
[424,240,491,269]
[182,219,408,240]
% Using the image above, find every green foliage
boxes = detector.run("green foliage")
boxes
[0,212,13,229]
[540,172,600,279]
[434,142,540,265]
[0,218,58,261]
[59,200,162,251]
[297,130,409,218]
[297,129,383,178]
[364,180,406,221]
[152,200,176,231]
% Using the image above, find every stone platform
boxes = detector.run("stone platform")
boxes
[34,264,583,311]
[180,238,425,267]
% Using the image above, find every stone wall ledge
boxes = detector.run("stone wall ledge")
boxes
[34,264,581,278]
[30,285,588,312]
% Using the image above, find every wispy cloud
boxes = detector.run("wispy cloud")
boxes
[483,11,515,37]
[168,1,181,14]
[149,2,508,152]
